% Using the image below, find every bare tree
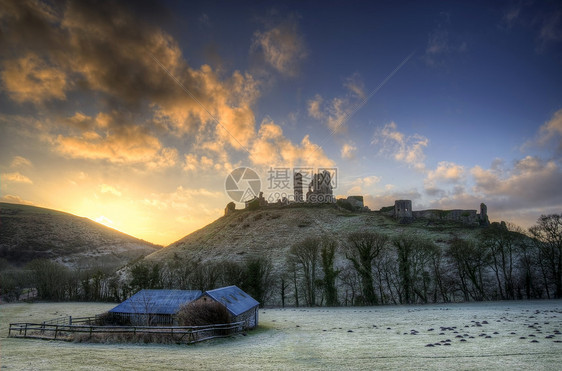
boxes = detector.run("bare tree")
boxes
[529,214,562,298]
[320,236,340,306]
[288,237,320,306]
[242,255,274,307]
[480,222,520,300]
[345,231,389,305]
[339,264,360,306]
[446,238,489,301]
[393,234,439,304]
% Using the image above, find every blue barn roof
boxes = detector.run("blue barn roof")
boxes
[204,286,259,316]
[109,289,202,315]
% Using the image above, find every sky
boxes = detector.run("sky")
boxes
[1,0,561,246]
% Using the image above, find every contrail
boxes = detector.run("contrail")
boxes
[307,50,416,162]
[149,53,254,158]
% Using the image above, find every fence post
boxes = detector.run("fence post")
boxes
[24,323,28,337]
[54,325,58,340]
[69,316,72,325]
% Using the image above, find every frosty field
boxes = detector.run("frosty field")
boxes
[2,301,562,370]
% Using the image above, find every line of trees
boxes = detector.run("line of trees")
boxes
[281,214,562,306]
[2,214,560,307]
[0,255,275,306]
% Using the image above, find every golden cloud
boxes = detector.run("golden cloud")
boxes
[426,161,465,183]
[341,142,357,159]
[250,119,335,168]
[1,53,67,104]
[56,111,177,169]
[1,172,33,184]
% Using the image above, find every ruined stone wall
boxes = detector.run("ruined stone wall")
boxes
[412,209,479,225]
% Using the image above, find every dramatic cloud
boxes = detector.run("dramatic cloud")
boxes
[1,0,261,153]
[1,53,67,104]
[471,156,562,209]
[250,119,335,168]
[183,153,235,173]
[371,122,428,171]
[252,18,307,76]
[56,111,178,169]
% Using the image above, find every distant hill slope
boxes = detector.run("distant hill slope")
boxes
[146,205,484,269]
[0,203,160,270]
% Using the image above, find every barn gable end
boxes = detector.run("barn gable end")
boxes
[202,286,260,329]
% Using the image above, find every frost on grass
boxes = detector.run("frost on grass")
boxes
[2,301,562,370]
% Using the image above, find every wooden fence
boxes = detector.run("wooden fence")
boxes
[41,316,99,326]
[8,321,244,344]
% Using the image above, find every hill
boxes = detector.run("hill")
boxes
[0,203,160,270]
[146,204,483,269]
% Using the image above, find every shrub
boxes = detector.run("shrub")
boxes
[176,300,231,326]
[336,199,354,212]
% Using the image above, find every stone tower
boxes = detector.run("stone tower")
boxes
[394,200,413,218]
[479,203,490,226]
[294,172,304,202]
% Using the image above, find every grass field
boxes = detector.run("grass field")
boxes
[2,300,562,370]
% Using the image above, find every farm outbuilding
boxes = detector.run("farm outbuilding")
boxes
[200,286,260,329]
[109,289,202,326]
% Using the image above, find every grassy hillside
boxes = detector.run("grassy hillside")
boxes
[0,203,160,270]
[146,204,483,269]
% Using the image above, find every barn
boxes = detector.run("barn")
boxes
[108,289,202,326]
[200,286,260,329]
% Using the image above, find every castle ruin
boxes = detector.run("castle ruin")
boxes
[305,170,334,203]
[391,200,490,226]
[394,200,412,218]
[294,172,304,203]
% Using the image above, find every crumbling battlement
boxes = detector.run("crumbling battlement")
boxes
[392,200,490,226]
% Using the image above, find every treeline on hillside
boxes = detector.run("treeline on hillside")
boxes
[2,214,561,306]
[0,255,275,305]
